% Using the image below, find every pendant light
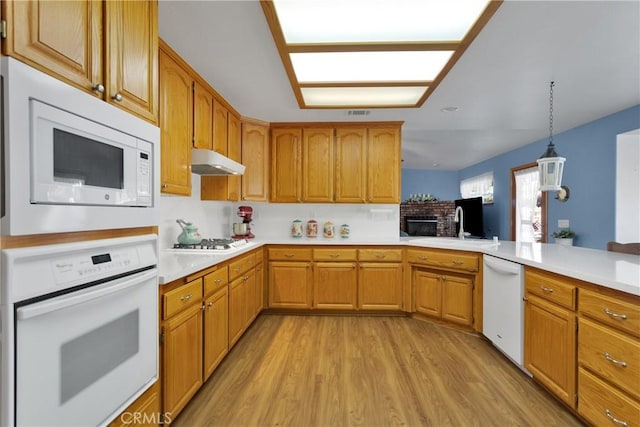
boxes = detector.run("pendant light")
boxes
[537,81,566,191]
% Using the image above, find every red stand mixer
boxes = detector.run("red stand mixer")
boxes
[232,205,255,239]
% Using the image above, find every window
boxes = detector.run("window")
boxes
[510,163,547,243]
[460,172,493,204]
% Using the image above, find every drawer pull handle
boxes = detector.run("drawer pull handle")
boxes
[604,352,627,368]
[376,253,386,259]
[180,293,193,301]
[452,260,464,265]
[285,253,295,258]
[418,255,428,260]
[207,302,213,308]
[330,254,340,258]
[214,279,222,284]
[540,285,553,293]
[604,308,627,320]
[233,268,240,272]
[605,409,628,427]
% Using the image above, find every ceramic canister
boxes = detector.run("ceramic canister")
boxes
[323,221,334,238]
[291,219,303,238]
[340,224,350,239]
[306,219,318,238]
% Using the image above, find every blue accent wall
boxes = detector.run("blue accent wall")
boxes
[459,105,640,249]
[401,169,459,202]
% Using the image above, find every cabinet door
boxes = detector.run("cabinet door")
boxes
[302,128,334,202]
[335,128,367,203]
[255,263,264,315]
[413,269,442,318]
[243,269,256,326]
[524,294,576,407]
[213,100,229,155]
[268,261,312,308]
[159,49,192,195]
[3,0,103,97]
[367,127,400,203]
[193,81,213,150]
[105,0,158,123]
[241,122,269,201]
[203,286,228,381]
[358,263,403,311]
[228,275,246,347]
[227,113,242,201]
[441,274,473,326]
[163,304,203,417]
[313,262,357,310]
[270,128,302,202]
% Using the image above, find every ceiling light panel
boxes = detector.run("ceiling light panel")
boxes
[301,87,427,107]
[273,0,492,43]
[291,51,454,83]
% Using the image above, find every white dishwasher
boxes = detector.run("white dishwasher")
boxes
[483,255,527,371]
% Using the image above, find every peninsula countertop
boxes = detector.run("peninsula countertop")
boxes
[159,237,640,296]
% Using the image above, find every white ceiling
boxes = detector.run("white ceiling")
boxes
[158,0,640,170]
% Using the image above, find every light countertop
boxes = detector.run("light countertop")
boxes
[159,237,640,297]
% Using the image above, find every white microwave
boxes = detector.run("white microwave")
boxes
[1,57,160,236]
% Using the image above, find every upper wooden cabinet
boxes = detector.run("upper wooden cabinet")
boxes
[270,128,302,202]
[241,121,270,202]
[193,81,214,150]
[335,128,368,203]
[159,48,192,196]
[213,101,229,155]
[302,128,334,203]
[367,127,401,203]
[2,0,159,124]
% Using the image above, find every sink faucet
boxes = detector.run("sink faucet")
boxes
[454,206,465,239]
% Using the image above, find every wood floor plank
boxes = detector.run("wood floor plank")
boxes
[172,315,584,426]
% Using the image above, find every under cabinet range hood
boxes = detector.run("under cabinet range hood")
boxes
[191,149,246,175]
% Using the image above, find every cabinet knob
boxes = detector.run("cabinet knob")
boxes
[207,302,213,308]
[92,83,105,94]
[112,92,123,102]
[162,184,168,189]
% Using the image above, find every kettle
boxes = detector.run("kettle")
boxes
[176,219,202,245]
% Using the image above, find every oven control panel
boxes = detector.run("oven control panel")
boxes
[52,248,141,284]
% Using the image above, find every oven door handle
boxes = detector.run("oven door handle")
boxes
[17,269,157,321]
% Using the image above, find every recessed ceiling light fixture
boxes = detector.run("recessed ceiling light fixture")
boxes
[261,0,503,109]
[440,106,460,112]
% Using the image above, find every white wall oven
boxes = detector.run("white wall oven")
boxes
[1,57,160,236]
[0,235,158,426]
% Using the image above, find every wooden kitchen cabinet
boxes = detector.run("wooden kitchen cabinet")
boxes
[268,261,313,308]
[228,251,258,347]
[366,127,401,203]
[213,100,229,155]
[159,46,192,196]
[414,269,442,318]
[241,121,270,201]
[302,128,334,202]
[335,128,367,203]
[270,128,302,202]
[203,285,228,381]
[201,111,242,201]
[3,0,158,124]
[313,262,358,310]
[524,268,577,408]
[162,302,203,417]
[358,248,403,311]
[193,80,214,150]
[577,287,640,426]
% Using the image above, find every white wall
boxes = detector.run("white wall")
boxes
[616,129,640,243]
[159,174,401,247]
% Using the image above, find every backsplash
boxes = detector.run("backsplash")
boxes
[158,174,400,247]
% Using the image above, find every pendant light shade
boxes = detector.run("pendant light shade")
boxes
[537,81,565,191]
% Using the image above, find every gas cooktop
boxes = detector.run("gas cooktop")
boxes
[168,238,252,253]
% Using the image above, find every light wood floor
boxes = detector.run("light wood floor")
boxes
[173,315,584,427]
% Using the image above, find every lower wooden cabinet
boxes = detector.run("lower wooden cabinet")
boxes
[162,303,203,417]
[203,286,228,380]
[108,381,162,427]
[313,262,358,309]
[413,269,473,326]
[268,261,313,308]
[578,367,640,427]
[358,262,403,311]
[229,268,256,347]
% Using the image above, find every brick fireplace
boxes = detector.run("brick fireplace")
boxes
[400,201,456,237]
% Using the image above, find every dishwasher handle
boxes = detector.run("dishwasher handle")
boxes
[484,256,522,275]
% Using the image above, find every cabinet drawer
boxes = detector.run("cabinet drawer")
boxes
[204,267,228,295]
[164,279,203,319]
[407,249,479,272]
[358,248,403,262]
[580,288,640,338]
[579,317,640,400]
[254,248,264,265]
[525,269,576,310]
[578,367,640,427]
[268,247,313,261]
[229,253,256,280]
[313,248,357,261]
